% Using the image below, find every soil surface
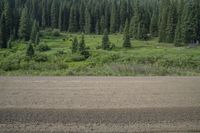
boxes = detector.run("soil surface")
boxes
[0,76,200,132]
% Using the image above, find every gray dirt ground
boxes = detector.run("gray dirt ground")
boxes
[0,77,200,132]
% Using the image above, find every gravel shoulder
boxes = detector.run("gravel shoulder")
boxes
[0,77,200,132]
[0,76,200,109]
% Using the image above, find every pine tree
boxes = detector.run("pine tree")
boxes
[35,32,40,45]
[110,1,117,33]
[72,37,78,53]
[158,0,170,42]
[174,18,182,46]
[95,19,100,34]
[119,0,127,31]
[174,0,184,46]
[68,5,78,32]
[100,16,105,34]
[131,0,140,39]
[84,8,91,34]
[51,0,58,28]
[79,2,85,32]
[150,11,158,37]
[42,5,46,28]
[12,8,20,40]
[30,20,39,43]
[104,5,110,33]
[79,33,86,52]
[19,7,31,41]
[123,20,131,48]
[165,3,177,43]
[181,1,198,44]
[0,26,3,48]
[26,44,34,58]
[102,29,110,50]
[3,0,12,40]
[0,14,8,48]
[7,37,12,49]
[58,5,63,31]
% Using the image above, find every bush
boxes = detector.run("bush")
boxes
[96,45,102,49]
[34,54,48,62]
[55,50,66,56]
[37,43,51,52]
[71,54,86,62]
[26,44,35,58]
[110,43,116,50]
[52,29,60,36]
[81,50,90,59]
[0,54,22,71]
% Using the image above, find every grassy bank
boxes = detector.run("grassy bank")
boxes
[0,31,200,76]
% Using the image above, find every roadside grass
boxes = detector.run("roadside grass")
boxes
[0,31,200,76]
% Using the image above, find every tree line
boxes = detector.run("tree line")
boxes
[0,0,200,49]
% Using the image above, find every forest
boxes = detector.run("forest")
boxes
[0,0,200,76]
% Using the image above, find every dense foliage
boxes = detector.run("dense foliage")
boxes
[0,0,200,48]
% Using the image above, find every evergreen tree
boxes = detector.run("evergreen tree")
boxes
[100,16,105,34]
[0,14,8,48]
[68,5,78,32]
[71,37,78,53]
[19,7,30,41]
[102,29,110,50]
[0,0,198,46]
[0,26,2,48]
[181,1,198,44]
[119,0,127,32]
[7,37,12,49]
[42,5,46,28]
[30,20,39,43]
[95,19,100,34]
[84,8,91,34]
[12,9,20,40]
[131,0,140,39]
[26,44,34,58]
[110,1,117,33]
[123,20,131,48]
[104,5,110,33]
[165,3,177,43]
[35,32,40,45]
[79,33,86,52]
[79,2,85,32]
[58,5,63,31]
[3,0,12,40]
[158,0,170,42]
[174,0,184,46]
[150,11,158,37]
[51,0,58,28]
[79,33,90,58]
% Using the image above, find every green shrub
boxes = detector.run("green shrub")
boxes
[26,44,35,58]
[71,54,86,62]
[37,43,51,52]
[96,45,101,49]
[0,54,21,71]
[55,50,66,56]
[52,29,60,36]
[34,54,48,62]
[81,50,90,59]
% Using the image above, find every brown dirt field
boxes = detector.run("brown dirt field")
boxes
[0,77,200,132]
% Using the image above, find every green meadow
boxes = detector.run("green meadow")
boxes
[1,31,200,76]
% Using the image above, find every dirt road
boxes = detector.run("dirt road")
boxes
[0,77,200,132]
